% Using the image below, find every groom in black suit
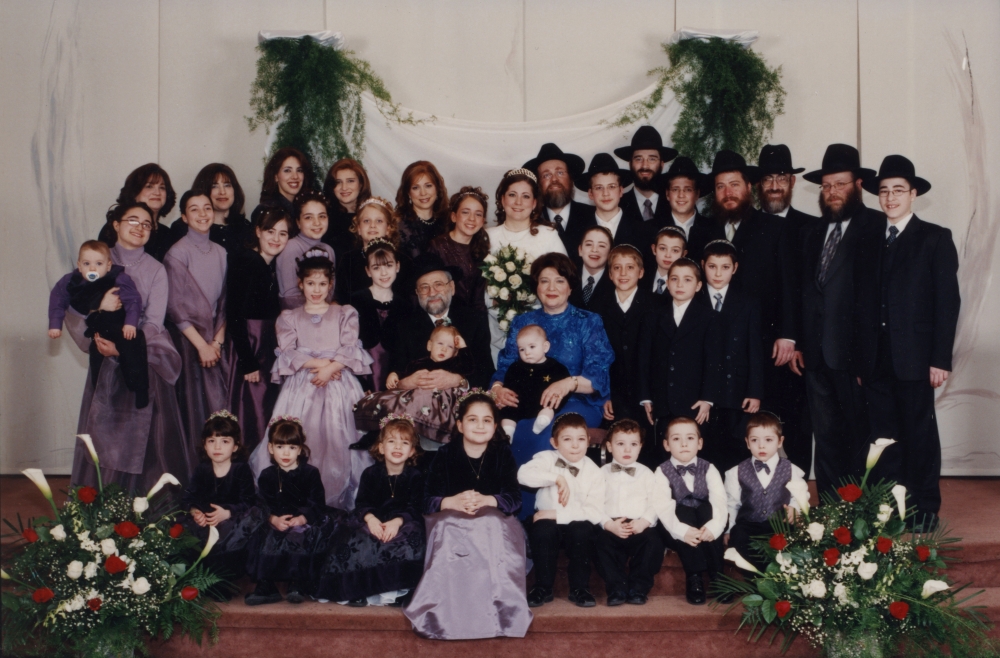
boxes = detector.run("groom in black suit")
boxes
[852,156,960,528]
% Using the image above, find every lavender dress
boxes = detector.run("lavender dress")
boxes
[248,304,373,510]
[69,243,193,492]
[275,235,336,310]
[164,230,230,449]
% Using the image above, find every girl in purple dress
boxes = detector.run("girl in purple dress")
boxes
[70,203,193,491]
[404,392,532,640]
[164,190,230,451]
[248,251,373,510]
[427,186,490,311]
[350,238,406,392]
[275,190,336,310]
[226,207,291,454]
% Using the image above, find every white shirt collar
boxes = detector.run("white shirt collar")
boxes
[426,309,450,325]
[887,212,914,237]
[653,272,668,293]
[582,266,605,289]
[634,188,659,216]
[669,455,699,468]
[672,213,696,237]
[594,209,624,238]
[673,298,693,325]
[773,207,790,218]
[616,286,638,313]
[707,283,729,308]
[547,205,571,223]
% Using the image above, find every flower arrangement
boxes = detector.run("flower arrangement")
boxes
[1,435,223,658]
[715,440,995,657]
[481,245,536,335]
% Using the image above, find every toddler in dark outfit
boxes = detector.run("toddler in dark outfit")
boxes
[48,240,148,408]
[385,324,472,389]
[499,324,571,437]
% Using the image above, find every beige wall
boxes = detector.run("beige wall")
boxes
[2,0,998,474]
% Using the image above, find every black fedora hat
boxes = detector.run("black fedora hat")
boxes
[661,156,713,198]
[410,252,463,284]
[522,143,586,179]
[802,144,876,184]
[861,155,931,196]
[708,150,760,184]
[757,144,805,176]
[575,153,634,191]
[613,125,679,163]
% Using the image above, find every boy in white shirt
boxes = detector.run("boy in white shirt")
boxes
[653,417,727,605]
[594,420,662,606]
[645,226,687,297]
[518,413,605,608]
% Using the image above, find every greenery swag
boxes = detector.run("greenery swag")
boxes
[613,37,786,170]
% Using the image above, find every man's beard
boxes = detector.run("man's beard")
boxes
[542,180,574,209]
[819,184,864,222]
[759,185,792,214]
[420,292,452,317]
[632,166,658,192]
[712,190,753,224]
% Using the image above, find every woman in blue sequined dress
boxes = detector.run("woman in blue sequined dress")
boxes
[490,252,614,518]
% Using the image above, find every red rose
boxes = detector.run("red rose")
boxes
[833,526,852,545]
[915,545,930,562]
[32,587,55,604]
[104,554,127,575]
[889,601,909,620]
[823,547,840,566]
[77,486,98,504]
[169,523,184,539]
[181,586,199,601]
[87,598,102,611]
[769,534,788,551]
[22,528,38,543]
[837,484,862,502]
[114,521,140,539]
[876,536,893,554]
[774,600,792,618]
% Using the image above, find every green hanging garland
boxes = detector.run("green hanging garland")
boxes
[612,37,786,170]
[246,36,425,172]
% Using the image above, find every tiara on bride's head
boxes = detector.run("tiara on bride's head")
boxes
[503,168,538,184]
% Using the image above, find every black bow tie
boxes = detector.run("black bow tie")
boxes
[675,463,696,476]
[555,458,579,477]
[610,463,636,476]
[753,460,771,475]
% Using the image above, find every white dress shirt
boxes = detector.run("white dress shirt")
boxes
[615,287,638,313]
[672,213,696,239]
[517,450,605,525]
[706,283,729,310]
[600,460,657,527]
[724,455,807,533]
[652,456,727,541]
[886,212,914,239]
[595,209,624,239]
[824,217,852,241]
[772,207,790,218]
[672,298,692,327]
[547,204,572,231]
[633,189,659,218]
[581,267,605,292]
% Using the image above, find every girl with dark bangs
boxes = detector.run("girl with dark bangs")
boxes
[350,239,407,391]
[275,191,337,310]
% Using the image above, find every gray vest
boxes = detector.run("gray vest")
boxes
[736,458,792,524]
[659,459,710,508]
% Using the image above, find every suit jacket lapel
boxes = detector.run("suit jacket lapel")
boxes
[674,302,700,340]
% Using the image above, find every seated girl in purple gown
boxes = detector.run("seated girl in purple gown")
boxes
[313,415,426,607]
[245,418,331,606]
[404,391,533,640]
[179,410,264,600]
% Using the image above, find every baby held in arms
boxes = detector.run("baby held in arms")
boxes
[499,324,571,437]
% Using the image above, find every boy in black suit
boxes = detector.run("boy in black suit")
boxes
[569,225,615,310]
[852,155,960,530]
[643,226,688,298]
[697,240,763,473]
[637,258,722,448]
[661,156,726,265]
[575,153,645,250]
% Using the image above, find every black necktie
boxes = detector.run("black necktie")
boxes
[753,460,771,475]
[655,279,665,295]
[886,225,899,246]
[554,214,564,233]
[714,293,723,312]
[555,458,579,477]
[643,199,654,221]
[675,463,696,476]
[582,276,595,304]
[610,463,636,476]
[818,221,842,285]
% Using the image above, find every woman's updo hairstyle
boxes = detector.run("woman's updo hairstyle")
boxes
[529,252,578,292]
[448,186,491,262]
[451,391,506,444]
[295,249,335,282]
[267,417,311,465]
[494,168,549,235]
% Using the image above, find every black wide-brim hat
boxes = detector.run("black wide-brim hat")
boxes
[410,252,464,284]
[575,153,634,191]
[708,149,760,184]
[522,143,586,179]
[802,143,876,184]
[660,156,713,198]
[757,144,805,176]
[613,125,679,163]
[861,154,931,196]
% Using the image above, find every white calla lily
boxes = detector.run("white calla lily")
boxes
[724,547,760,573]
[921,580,949,599]
[1,569,10,580]
[786,480,811,514]
[866,438,897,470]
[22,469,52,500]
[891,484,908,521]
[146,473,180,499]
[76,434,99,464]
[201,525,220,559]
[133,497,150,514]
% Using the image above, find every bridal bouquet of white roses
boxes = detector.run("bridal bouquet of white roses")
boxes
[481,245,536,335]
[715,440,994,658]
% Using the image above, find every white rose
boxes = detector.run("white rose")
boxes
[499,319,509,332]
[131,577,151,595]
[83,562,98,579]
[921,579,949,598]
[857,562,878,580]
[499,287,510,301]
[508,274,522,289]
[803,579,827,598]
[133,497,149,514]
[494,270,507,282]
[488,286,500,298]
[775,552,792,568]
[505,261,516,272]
[877,504,892,523]
[490,265,502,276]
[833,582,849,604]
[484,254,497,264]
[516,290,527,301]
[100,538,118,556]
[67,560,84,580]
[50,524,67,541]
[522,264,531,274]
[807,522,825,542]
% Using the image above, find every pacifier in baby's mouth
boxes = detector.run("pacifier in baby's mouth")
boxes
[86,271,100,282]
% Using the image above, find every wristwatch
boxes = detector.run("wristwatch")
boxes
[459,378,469,390]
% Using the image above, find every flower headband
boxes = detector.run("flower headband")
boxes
[268,415,303,429]
[455,387,494,412]
[379,413,415,430]
[358,196,394,213]
[503,168,538,184]
[457,189,489,205]
[302,248,331,260]
[207,409,238,423]
[363,236,396,256]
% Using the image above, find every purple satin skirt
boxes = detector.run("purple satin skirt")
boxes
[169,324,230,458]
[227,319,280,455]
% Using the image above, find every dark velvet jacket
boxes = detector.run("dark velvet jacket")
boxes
[226,247,281,374]
[256,463,327,524]
[351,286,408,352]
[354,462,424,524]
[180,461,257,516]
[423,440,521,516]
[391,305,495,389]
[322,208,356,264]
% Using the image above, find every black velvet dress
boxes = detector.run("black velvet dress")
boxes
[322,208,356,264]
[313,462,425,602]
[335,247,369,305]
[351,286,408,391]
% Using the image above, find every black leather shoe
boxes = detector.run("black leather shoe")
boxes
[527,586,553,608]
[606,591,627,607]
[244,581,282,606]
[347,598,368,607]
[685,573,706,605]
[285,584,307,604]
[568,588,597,608]
[626,591,648,605]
